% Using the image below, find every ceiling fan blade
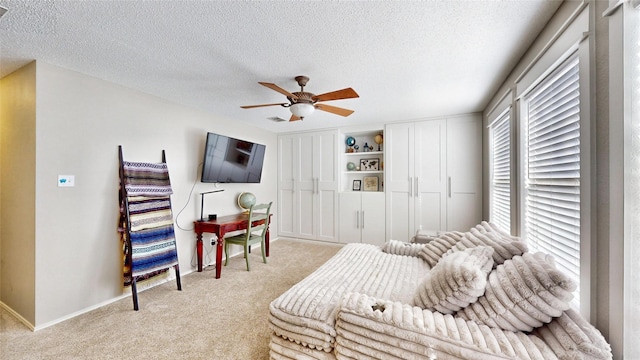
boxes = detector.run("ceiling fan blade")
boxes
[258,82,298,100]
[315,103,355,117]
[313,88,359,102]
[289,114,302,122]
[241,103,287,109]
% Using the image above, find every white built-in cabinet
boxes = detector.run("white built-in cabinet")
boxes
[385,115,482,242]
[339,190,386,246]
[337,130,386,245]
[277,130,338,242]
[277,116,481,245]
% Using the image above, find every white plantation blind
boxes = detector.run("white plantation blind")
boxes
[489,108,511,234]
[524,54,581,306]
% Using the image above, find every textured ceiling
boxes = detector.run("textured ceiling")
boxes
[0,0,562,133]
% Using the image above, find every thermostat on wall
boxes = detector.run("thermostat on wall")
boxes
[58,175,75,187]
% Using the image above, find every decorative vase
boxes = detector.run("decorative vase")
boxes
[374,134,383,151]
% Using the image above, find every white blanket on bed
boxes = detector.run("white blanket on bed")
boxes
[269,243,430,352]
[336,292,557,360]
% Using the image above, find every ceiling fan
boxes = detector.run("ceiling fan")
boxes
[241,76,359,121]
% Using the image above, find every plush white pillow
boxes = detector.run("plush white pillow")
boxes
[417,222,527,268]
[447,221,528,266]
[417,231,464,267]
[413,246,494,314]
[455,252,577,332]
[532,308,613,359]
[382,239,425,257]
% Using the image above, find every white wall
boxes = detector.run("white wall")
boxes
[2,61,278,328]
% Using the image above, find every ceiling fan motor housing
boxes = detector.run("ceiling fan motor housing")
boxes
[289,92,316,105]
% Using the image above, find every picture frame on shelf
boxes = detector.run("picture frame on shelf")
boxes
[352,180,362,191]
[363,176,379,191]
[360,158,379,171]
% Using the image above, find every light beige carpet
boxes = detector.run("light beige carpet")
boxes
[0,239,342,360]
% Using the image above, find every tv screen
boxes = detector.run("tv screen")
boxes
[201,132,266,183]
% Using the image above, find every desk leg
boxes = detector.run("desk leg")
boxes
[215,234,223,279]
[196,232,203,272]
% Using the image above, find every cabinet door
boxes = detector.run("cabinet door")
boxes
[446,115,482,231]
[279,131,338,241]
[278,135,296,238]
[295,132,318,240]
[414,119,447,233]
[315,130,338,242]
[385,122,416,242]
[339,192,385,245]
[338,192,361,244]
[361,192,386,246]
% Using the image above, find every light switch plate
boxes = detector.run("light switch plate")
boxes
[58,175,75,187]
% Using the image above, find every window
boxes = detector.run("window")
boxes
[489,107,512,234]
[522,54,581,307]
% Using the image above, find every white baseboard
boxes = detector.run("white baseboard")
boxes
[2,237,291,332]
[273,236,344,247]
[0,301,35,331]
[32,293,133,331]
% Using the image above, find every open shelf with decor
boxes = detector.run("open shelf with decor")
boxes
[340,130,384,193]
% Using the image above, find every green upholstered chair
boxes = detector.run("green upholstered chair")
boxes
[224,202,272,271]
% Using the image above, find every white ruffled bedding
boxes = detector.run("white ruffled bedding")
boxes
[269,243,430,353]
[270,335,336,360]
[336,293,556,360]
[269,222,611,360]
[335,292,611,360]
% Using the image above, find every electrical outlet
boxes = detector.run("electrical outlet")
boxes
[58,175,75,187]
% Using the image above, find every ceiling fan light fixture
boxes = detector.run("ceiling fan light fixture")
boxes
[289,103,315,119]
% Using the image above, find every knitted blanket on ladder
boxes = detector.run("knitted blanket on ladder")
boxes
[128,196,178,277]
[121,161,177,282]
[122,160,173,197]
[269,243,430,354]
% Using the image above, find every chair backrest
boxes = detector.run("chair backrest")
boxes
[247,202,272,238]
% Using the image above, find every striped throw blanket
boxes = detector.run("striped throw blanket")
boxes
[127,196,174,232]
[124,195,178,281]
[122,161,173,197]
[119,161,177,286]
[129,224,178,277]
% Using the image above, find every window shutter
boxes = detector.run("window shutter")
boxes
[524,55,581,306]
[489,108,511,234]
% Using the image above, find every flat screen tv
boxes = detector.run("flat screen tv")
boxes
[201,132,266,183]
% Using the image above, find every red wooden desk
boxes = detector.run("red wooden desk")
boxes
[193,213,272,278]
